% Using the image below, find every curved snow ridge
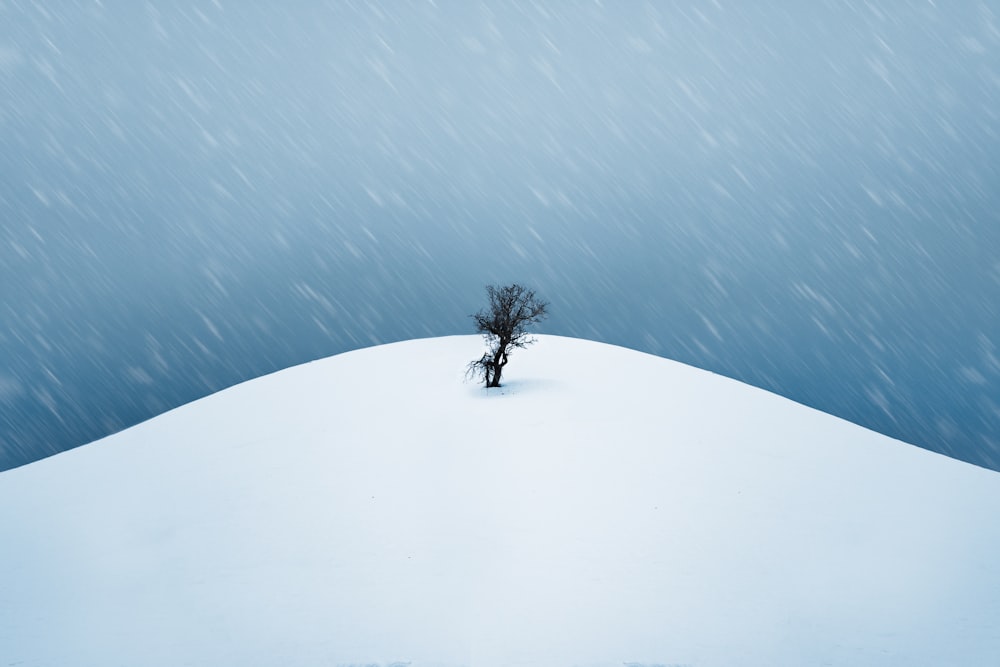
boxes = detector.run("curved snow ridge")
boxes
[1,334,999,667]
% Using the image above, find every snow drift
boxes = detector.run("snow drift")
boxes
[1,335,998,667]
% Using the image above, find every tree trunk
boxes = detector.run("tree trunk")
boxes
[488,343,507,387]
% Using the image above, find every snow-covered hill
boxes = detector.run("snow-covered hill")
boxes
[2,335,998,667]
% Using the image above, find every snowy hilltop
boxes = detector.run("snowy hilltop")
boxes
[2,335,999,667]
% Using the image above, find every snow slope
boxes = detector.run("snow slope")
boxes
[1,335,998,667]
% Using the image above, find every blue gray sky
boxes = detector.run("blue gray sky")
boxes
[1,1,998,470]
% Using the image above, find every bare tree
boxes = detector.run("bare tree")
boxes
[468,283,548,388]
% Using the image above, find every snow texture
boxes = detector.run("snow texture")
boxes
[2,336,998,667]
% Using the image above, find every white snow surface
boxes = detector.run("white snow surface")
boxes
[2,335,999,667]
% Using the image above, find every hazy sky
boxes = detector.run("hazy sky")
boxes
[1,1,998,470]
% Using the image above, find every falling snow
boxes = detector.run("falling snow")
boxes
[1,2,998,470]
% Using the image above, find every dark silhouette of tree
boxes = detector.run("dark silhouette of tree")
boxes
[469,283,548,388]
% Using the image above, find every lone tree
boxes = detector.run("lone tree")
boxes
[469,283,548,388]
